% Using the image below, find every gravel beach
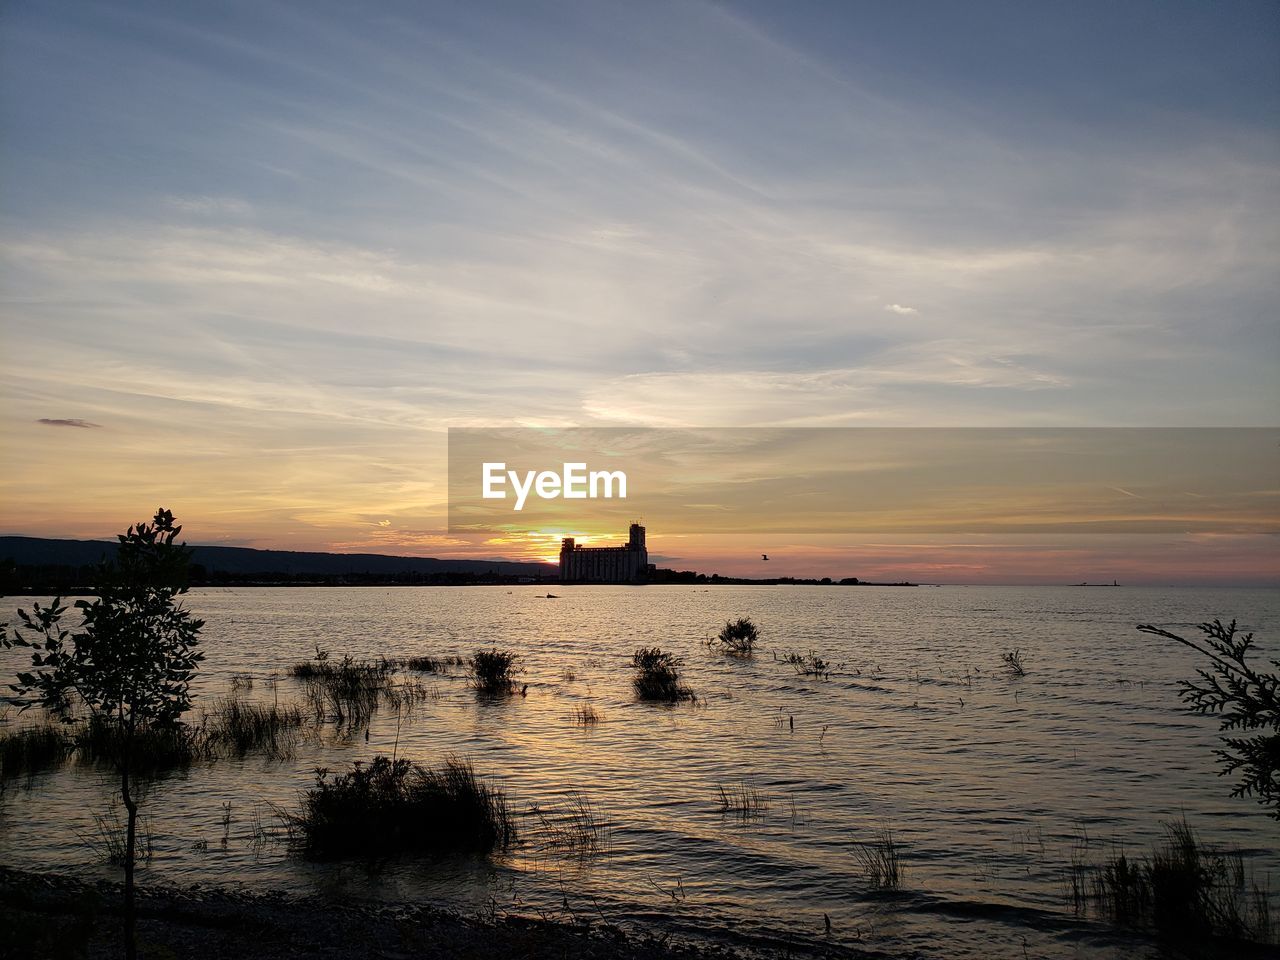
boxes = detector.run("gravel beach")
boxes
[0,868,876,960]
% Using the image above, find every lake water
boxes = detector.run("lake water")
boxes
[2,585,1277,958]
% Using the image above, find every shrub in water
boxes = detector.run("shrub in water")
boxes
[632,647,694,702]
[783,650,837,678]
[288,755,514,859]
[1001,649,1026,677]
[710,617,758,657]
[471,648,518,695]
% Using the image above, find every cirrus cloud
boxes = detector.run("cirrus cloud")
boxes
[36,418,102,429]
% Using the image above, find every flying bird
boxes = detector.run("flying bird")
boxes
[762,554,769,561]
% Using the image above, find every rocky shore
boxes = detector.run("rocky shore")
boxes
[0,868,872,960]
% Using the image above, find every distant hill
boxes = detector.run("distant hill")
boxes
[0,536,551,582]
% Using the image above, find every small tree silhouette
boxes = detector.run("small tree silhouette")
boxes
[1138,618,1279,819]
[3,508,204,959]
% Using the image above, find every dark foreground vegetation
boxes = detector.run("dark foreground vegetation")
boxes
[1071,819,1273,945]
[285,755,515,859]
[2,509,205,960]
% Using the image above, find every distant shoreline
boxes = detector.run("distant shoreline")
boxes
[3,577,918,595]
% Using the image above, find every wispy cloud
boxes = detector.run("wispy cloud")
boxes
[163,195,253,217]
[0,0,1275,571]
[36,418,102,429]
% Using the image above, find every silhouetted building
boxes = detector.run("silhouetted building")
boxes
[559,523,650,583]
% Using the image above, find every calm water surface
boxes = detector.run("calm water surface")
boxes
[2,585,1277,958]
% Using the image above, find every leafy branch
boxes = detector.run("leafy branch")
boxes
[1138,618,1279,818]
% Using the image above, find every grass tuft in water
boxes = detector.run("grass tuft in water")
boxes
[716,781,770,818]
[203,698,305,759]
[1071,819,1274,944]
[73,714,199,773]
[0,723,74,778]
[291,654,412,727]
[80,798,154,866]
[528,791,610,859]
[632,647,694,702]
[782,650,839,678]
[854,828,904,890]
[573,703,601,726]
[1001,649,1026,676]
[286,754,515,859]
[228,672,254,692]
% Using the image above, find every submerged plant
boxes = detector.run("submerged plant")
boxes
[1138,618,1279,819]
[228,672,254,692]
[573,703,601,726]
[1001,649,1026,677]
[783,650,838,678]
[285,754,515,859]
[631,647,694,702]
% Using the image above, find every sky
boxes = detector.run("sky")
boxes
[1,0,1277,583]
